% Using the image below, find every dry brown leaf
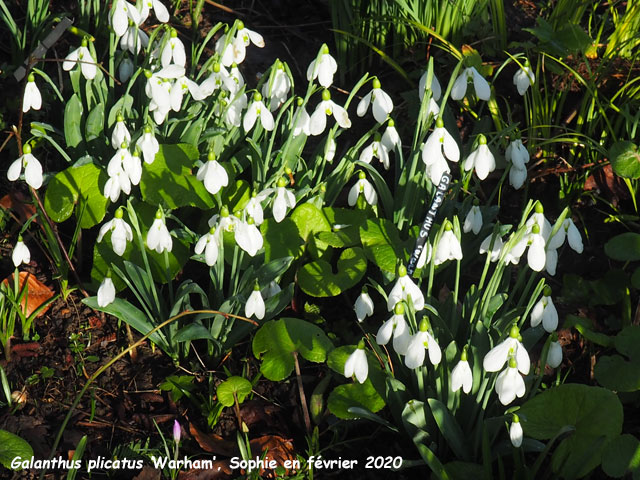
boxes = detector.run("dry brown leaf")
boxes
[0,191,37,225]
[2,272,55,317]
[178,462,233,480]
[249,435,297,476]
[133,466,162,480]
[189,423,238,457]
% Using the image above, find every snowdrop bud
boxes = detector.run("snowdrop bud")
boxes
[173,420,181,443]
[97,272,116,307]
[547,334,563,368]
[12,236,30,267]
[344,340,368,384]
[510,415,523,447]
[118,57,134,83]
[354,287,374,322]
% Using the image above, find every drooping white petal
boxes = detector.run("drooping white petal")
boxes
[23,154,43,189]
[344,348,368,384]
[547,341,563,368]
[450,72,469,100]
[471,67,491,100]
[354,292,374,322]
[97,277,116,307]
[510,421,523,447]
[7,158,22,182]
[245,289,265,319]
[451,359,473,394]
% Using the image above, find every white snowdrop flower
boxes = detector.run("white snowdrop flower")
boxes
[227,64,245,94]
[479,231,504,262]
[526,224,547,272]
[307,44,337,88]
[12,237,30,267]
[354,288,374,322]
[7,144,43,189]
[545,247,558,276]
[509,165,528,190]
[199,63,232,97]
[526,204,553,240]
[243,92,274,131]
[136,125,160,164]
[483,325,530,375]
[387,265,424,311]
[547,338,563,368]
[359,134,390,170]
[495,356,526,405]
[405,318,441,369]
[265,281,281,298]
[357,78,393,123]
[224,92,247,127]
[419,70,442,101]
[505,139,530,169]
[451,66,491,101]
[421,117,460,185]
[548,218,583,253]
[63,39,97,80]
[348,171,378,206]
[464,134,496,180]
[235,218,263,257]
[292,103,311,137]
[451,347,473,394]
[120,14,149,55]
[145,65,184,124]
[262,61,291,110]
[22,74,42,112]
[197,152,228,195]
[161,29,186,68]
[244,189,272,226]
[103,163,131,202]
[344,341,368,384]
[510,415,524,447]
[194,226,220,266]
[97,207,133,256]
[111,115,131,149]
[272,178,296,223]
[245,284,265,320]
[215,22,264,67]
[236,22,265,49]
[110,0,134,38]
[120,146,142,186]
[97,275,116,307]
[416,242,432,269]
[376,303,411,355]
[513,60,535,96]
[463,203,483,235]
[381,119,401,153]
[146,209,173,253]
[118,57,134,83]
[138,0,170,23]
[530,286,558,332]
[170,75,206,112]
[325,137,337,162]
[309,89,351,135]
[434,223,463,265]
[208,206,238,234]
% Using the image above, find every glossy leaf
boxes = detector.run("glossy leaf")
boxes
[216,376,252,407]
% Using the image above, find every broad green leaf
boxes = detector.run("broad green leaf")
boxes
[174,323,216,343]
[327,382,385,420]
[221,179,250,213]
[610,141,640,179]
[108,94,135,128]
[519,384,623,478]
[291,203,331,242]
[615,325,640,360]
[360,218,408,273]
[444,462,485,480]
[44,162,108,228]
[140,144,214,209]
[216,376,252,407]
[594,355,640,392]
[261,218,304,262]
[298,247,367,297]
[82,297,170,354]
[0,430,34,470]
[64,94,83,148]
[85,103,104,142]
[605,233,640,261]
[427,398,470,461]
[602,434,640,478]
[252,317,333,381]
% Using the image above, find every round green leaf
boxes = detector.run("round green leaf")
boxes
[360,218,409,273]
[216,376,252,407]
[252,318,333,381]
[605,233,640,261]
[261,218,304,262]
[519,384,623,478]
[610,141,640,179]
[291,203,331,242]
[602,434,640,478]
[0,430,34,470]
[298,247,367,297]
[614,325,640,360]
[594,355,640,392]
[328,382,385,420]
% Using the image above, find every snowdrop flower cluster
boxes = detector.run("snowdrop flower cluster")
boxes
[344,340,368,384]
[421,117,460,185]
[513,59,535,96]
[464,134,495,180]
[23,74,42,113]
[97,207,133,256]
[357,78,393,123]
[506,138,530,190]
[483,324,530,405]
[451,66,491,101]
[348,171,378,207]
[7,144,43,190]
[12,237,30,267]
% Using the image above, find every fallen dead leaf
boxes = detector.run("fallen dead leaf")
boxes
[2,271,55,317]
[189,423,237,457]
[133,466,162,480]
[0,191,37,225]
[178,462,233,480]
[249,435,297,476]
